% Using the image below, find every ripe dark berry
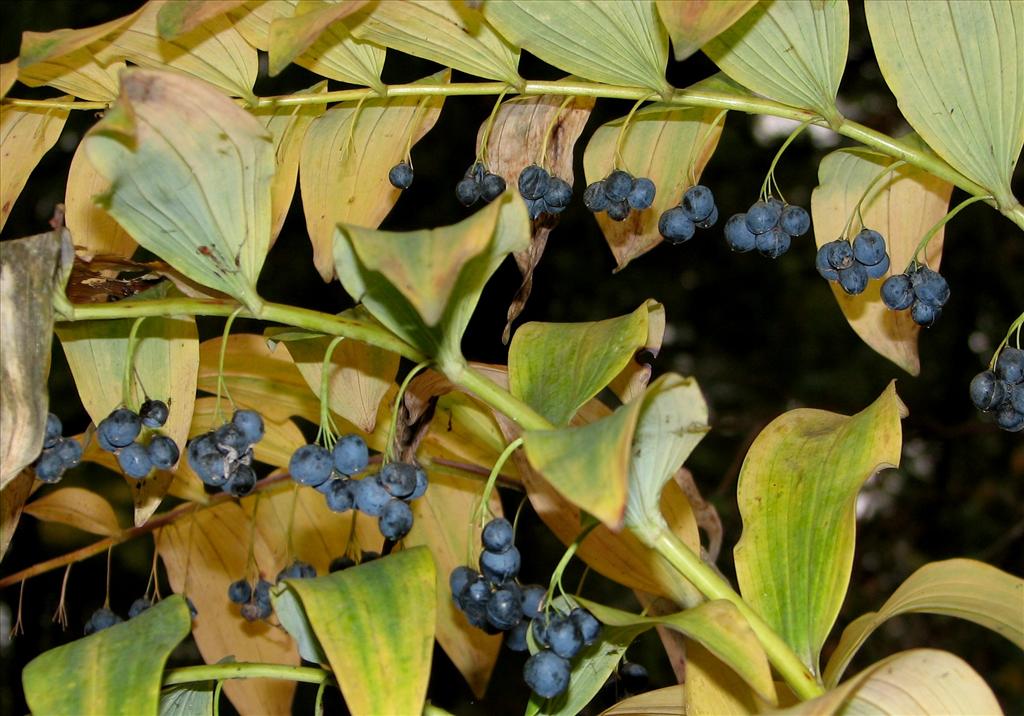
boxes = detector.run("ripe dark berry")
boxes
[456,177,481,206]
[226,463,257,496]
[681,185,714,222]
[695,205,718,229]
[570,607,601,645]
[518,164,550,200]
[214,424,248,455]
[241,602,267,622]
[546,614,584,658]
[619,661,649,692]
[139,399,169,429]
[1010,384,1024,414]
[147,435,180,469]
[520,585,546,620]
[481,517,514,553]
[606,200,630,222]
[838,263,869,295]
[745,200,781,234]
[779,205,810,237]
[911,300,941,327]
[486,587,522,631]
[852,229,886,266]
[526,198,548,220]
[481,172,507,202]
[84,607,122,635]
[449,566,476,601]
[99,408,142,448]
[659,207,695,244]
[910,267,949,307]
[523,651,571,699]
[409,466,428,500]
[755,227,790,259]
[325,479,354,512]
[604,171,633,203]
[583,181,609,212]
[969,371,1005,411]
[380,462,417,498]
[479,546,520,584]
[332,434,368,475]
[289,444,333,486]
[278,560,316,582]
[543,177,572,210]
[228,579,252,604]
[996,404,1024,432]
[724,214,756,252]
[815,245,839,281]
[388,161,414,190]
[128,598,151,618]
[35,449,65,483]
[864,253,890,280]
[353,475,391,517]
[119,442,152,479]
[531,613,552,648]
[506,620,529,651]
[995,347,1024,384]
[826,240,854,270]
[626,177,656,210]
[254,578,272,605]
[881,274,915,310]
[44,413,62,449]
[55,438,83,468]
[379,498,414,541]
[329,556,356,572]
[232,410,264,445]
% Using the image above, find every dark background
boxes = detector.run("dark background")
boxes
[2,2,1022,714]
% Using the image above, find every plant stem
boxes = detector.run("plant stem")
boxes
[384,361,431,462]
[121,316,147,407]
[907,194,993,269]
[163,663,334,687]
[758,117,815,203]
[652,529,824,700]
[990,311,1024,369]
[472,438,524,525]
[840,160,907,240]
[443,360,553,432]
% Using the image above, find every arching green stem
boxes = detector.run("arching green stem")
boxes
[688,108,728,187]
[402,95,431,167]
[472,438,524,526]
[543,516,599,612]
[907,194,993,270]
[214,307,244,423]
[163,663,335,687]
[477,88,511,167]
[384,361,431,462]
[121,316,147,408]
[613,93,658,171]
[758,117,816,203]
[314,336,346,450]
[538,95,574,169]
[990,312,1024,369]
[840,160,907,239]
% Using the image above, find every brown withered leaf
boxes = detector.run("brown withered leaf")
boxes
[1,470,36,561]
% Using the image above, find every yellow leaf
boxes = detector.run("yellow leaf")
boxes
[229,0,292,50]
[601,684,685,715]
[300,70,447,281]
[64,141,136,259]
[583,100,724,270]
[0,102,69,232]
[23,486,121,537]
[1,59,19,98]
[157,0,249,40]
[685,640,760,715]
[17,49,125,102]
[810,146,953,375]
[656,0,757,62]
[267,0,369,76]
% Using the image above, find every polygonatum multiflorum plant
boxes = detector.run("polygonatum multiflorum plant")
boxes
[0,1,1022,715]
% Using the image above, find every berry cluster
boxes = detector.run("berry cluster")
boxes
[186,409,265,496]
[724,197,809,258]
[387,161,414,190]
[517,164,572,220]
[98,400,180,480]
[816,228,891,295]
[583,170,655,222]
[457,162,507,207]
[329,551,379,572]
[33,413,82,483]
[880,264,950,327]
[970,347,1024,432]
[658,185,718,244]
[228,577,274,621]
[83,595,195,636]
[288,435,427,542]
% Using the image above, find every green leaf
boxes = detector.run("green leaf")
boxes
[484,0,670,95]
[655,0,757,61]
[509,301,656,426]
[865,1,1024,209]
[17,8,142,69]
[272,583,329,664]
[703,0,848,122]
[0,231,66,488]
[23,596,192,716]
[83,68,275,311]
[159,682,216,716]
[582,96,725,270]
[333,192,531,361]
[733,382,904,677]
[810,144,953,375]
[285,547,436,716]
[1,102,69,231]
[578,598,776,705]
[523,399,644,529]
[301,70,448,282]
[775,649,1001,716]
[346,0,521,86]
[823,558,1024,687]
[157,0,248,41]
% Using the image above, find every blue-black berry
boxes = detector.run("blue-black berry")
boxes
[99,408,142,449]
[34,449,64,483]
[139,399,169,429]
[226,463,257,496]
[543,177,572,211]
[837,263,869,295]
[603,171,633,203]
[44,413,62,449]
[518,164,550,201]
[479,546,520,584]
[353,475,391,517]
[570,607,601,645]
[55,438,82,468]
[881,274,915,311]
[779,205,810,237]
[228,579,252,604]
[379,498,414,541]
[409,466,428,500]
[826,240,854,270]
[332,434,368,475]
[325,479,354,512]
[128,598,151,618]
[681,185,714,222]
[546,614,584,658]
[84,607,122,635]
[852,229,886,266]
[606,200,630,222]
[481,172,507,202]
[745,200,781,234]
[147,435,180,470]
[815,245,839,281]
[388,161,414,190]
[481,517,514,553]
[583,181,609,212]
[755,227,790,259]
[232,410,264,445]
[724,214,756,253]
[289,444,333,487]
[626,177,655,210]
[910,267,950,307]
[119,442,152,479]
[456,177,481,206]
[658,207,695,244]
[995,347,1024,384]
[523,651,571,699]
[380,462,417,499]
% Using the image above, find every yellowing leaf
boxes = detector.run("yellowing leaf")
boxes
[83,68,274,311]
[0,102,69,232]
[685,640,760,715]
[157,0,249,40]
[703,0,848,122]
[252,81,328,245]
[17,49,125,102]
[583,100,724,270]
[285,547,436,716]
[1,59,19,98]
[1,471,35,561]
[865,1,1024,209]
[285,337,398,434]
[347,0,521,86]
[229,0,292,50]
[510,302,654,426]
[301,70,448,282]
[267,0,370,77]
[656,0,757,62]
[484,1,669,95]
[811,146,953,375]
[24,487,120,536]
[18,9,143,69]
[734,382,904,677]
[64,140,136,259]
[601,685,685,715]
[823,558,1024,686]
[293,16,385,92]
[157,501,299,716]
[96,0,258,103]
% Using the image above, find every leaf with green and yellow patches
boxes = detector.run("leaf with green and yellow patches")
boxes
[656,0,757,62]
[1,102,69,232]
[157,0,248,40]
[734,382,905,678]
[64,140,136,259]
[17,49,124,101]
[17,8,143,69]
[23,596,191,716]
[301,70,448,282]
[267,0,371,78]
[285,546,436,716]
